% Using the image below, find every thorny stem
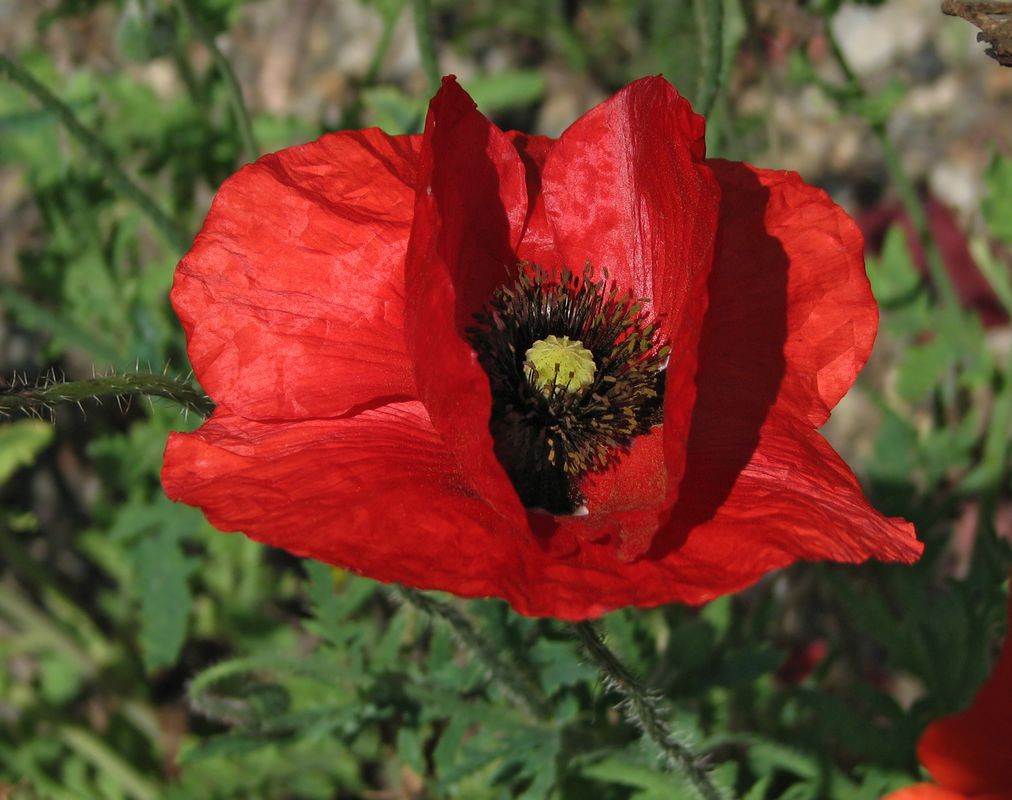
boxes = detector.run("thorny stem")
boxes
[394,586,552,719]
[412,0,441,94]
[0,373,215,419]
[696,0,724,118]
[175,0,260,161]
[573,621,725,800]
[822,23,962,313]
[0,54,190,254]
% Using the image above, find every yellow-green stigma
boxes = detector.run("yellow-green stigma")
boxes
[524,335,596,396]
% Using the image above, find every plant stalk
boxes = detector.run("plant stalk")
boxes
[822,23,961,313]
[0,373,214,418]
[175,0,260,160]
[412,0,441,93]
[395,586,551,719]
[573,621,724,800]
[0,54,190,253]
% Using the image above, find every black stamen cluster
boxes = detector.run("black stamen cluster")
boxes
[467,264,669,515]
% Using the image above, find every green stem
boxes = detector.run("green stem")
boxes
[394,586,551,719]
[59,726,159,800]
[573,621,724,800]
[0,373,215,418]
[0,54,189,254]
[822,25,960,313]
[412,0,441,94]
[365,0,407,86]
[175,0,259,160]
[696,0,724,118]
[972,345,1012,506]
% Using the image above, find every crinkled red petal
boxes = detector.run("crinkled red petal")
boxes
[535,409,919,619]
[161,405,539,598]
[704,160,878,428]
[403,76,530,528]
[164,78,921,621]
[172,129,420,419]
[917,595,1012,796]
[539,77,719,542]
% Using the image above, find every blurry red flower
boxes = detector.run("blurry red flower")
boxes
[885,595,1012,800]
[161,76,921,619]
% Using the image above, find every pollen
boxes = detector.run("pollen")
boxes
[524,335,596,395]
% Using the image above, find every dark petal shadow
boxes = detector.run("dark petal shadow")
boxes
[650,163,788,558]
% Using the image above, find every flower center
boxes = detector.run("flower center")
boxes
[524,335,596,396]
[467,264,668,515]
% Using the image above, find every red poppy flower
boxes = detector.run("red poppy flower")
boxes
[885,594,1012,800]
[161,76,921,620]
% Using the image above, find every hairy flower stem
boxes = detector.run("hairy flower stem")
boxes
[0,373,214,419]
[573,621,724,800]
[175,0,260,161]
[394,587,551,719]
[0,55,190,254]
[412,0,441,94]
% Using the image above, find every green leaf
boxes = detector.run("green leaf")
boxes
[895,336,956,403]
[0,420,53,485]
[984,154,1012,243]
[868,406,919,484]
[867,226,931,337]
[396,727,426,776]
[530,638,596,695]
[466,70,545,114]
[360,86,425,135]
[133,529,191,673]
[579,753,696,799]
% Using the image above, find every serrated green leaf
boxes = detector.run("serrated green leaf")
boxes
[869,406,919,483]
[0,420,53,485]
[579,754,696,798]
[896,337,955,403]
[133,530,191,672]
[108,493,204,544]
[530,638,596,695]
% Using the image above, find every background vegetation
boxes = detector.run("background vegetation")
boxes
[1,0,1010,797]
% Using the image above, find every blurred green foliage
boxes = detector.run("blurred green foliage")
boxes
[1,0,1010,798]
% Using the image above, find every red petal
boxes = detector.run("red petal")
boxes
[539,76,720,521]
[532,407,919,619]
[917,595,1012,796]
[507,131,561,266]
[670,409,921,569]
[705,160,877,428]
[161,404,535,597]
[404,77,530,525]
[882,786,966,800]
[173,129,421,418]
[567,428,670,561]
